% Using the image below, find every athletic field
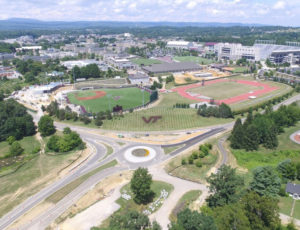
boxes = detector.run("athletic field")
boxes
[172,76,292,110]
[187,81,263,100]
[67,88,150,113]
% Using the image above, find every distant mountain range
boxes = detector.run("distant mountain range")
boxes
[0,18,270,30]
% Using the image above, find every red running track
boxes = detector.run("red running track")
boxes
[172,79,279,105]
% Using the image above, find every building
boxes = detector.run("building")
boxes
[47,71,64,77]
[23,55,51,63]
[0,53,15,61]
[194,72,213,78]
[62,60,100,69]
[0,66,20,79]
[16,46,42,52]
[269,50,300,65]
[30,82,63,95]
[142,62,202,74]
[167,41,193,50]
[108,57,135,69]
[286,183,300,200]
[214,43,260,61]
[128,72,149,85]
[205,42,218,52]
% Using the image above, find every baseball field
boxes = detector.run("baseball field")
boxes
[67,87,151,113]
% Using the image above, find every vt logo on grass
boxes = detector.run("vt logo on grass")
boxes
[142,116,162,124]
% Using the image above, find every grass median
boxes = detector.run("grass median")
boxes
[46,160,118,204]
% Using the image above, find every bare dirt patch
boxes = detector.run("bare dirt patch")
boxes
[54,171,133,229]
[75,91,106,101]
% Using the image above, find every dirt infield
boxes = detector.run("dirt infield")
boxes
[172,79,278,105]
[75,91,107,101]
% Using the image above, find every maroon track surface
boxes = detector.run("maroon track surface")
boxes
[172,79,279,105]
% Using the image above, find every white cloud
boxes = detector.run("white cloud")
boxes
[186,1,197,9]
[273,1,286,9]
[0,0,298,26]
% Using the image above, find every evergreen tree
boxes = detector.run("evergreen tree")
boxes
[130,168,154,204]
[230,118,244,149]
[243,124,259,151]
[250,166,281,198]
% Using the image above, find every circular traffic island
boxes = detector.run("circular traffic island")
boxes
[124,146,156,163]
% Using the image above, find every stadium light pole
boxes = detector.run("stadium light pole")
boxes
[142,89,145,107]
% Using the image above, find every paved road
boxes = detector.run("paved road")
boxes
[1,93,299,230]
[217,136,229,166]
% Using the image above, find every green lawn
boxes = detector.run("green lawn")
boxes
[232,66,248,73]
[166,142,219,183]
[0,149,85,217]
[100,180,173,228]
[231,122,300,170]
[174,56,214,65]
[68,88,151,113]
[131,58,162,66]
[0,136,40,158]
[279,196,300,219]
[187,81,261,100]
[163,145,184,155]
[101,92,233,131]
[227,76,293,111]
[46,160,117,204]
[102,107,231,131]
[170,190,202,222]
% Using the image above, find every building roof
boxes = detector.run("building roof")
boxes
[286,183,300,194]
[143,62,202,74]
[167,41,191,46]
[128,73,149,79]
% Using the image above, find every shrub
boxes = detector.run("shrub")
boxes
[195,160,203,168]
[199,152,206,158]
[9,141,24,156]
[192,151,198,159]
[181,158,186,165]
[6,136,16,145]
[31,146,41,154]
[188,155,194,164]
[278,186,288,197]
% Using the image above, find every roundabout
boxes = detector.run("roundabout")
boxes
[124,146,157,163]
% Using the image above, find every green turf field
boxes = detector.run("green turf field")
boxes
[229,76,293,111]
[232,66,248,73]
[102,106,232,131]
[67,88,150,113]
[131,58,162,66]
[173,56,214,65]
[187,81,262,100]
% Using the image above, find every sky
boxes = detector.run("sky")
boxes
[0,0,299,26]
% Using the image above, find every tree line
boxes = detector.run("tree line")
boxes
[0,99,36,142]
[197,103,234,119]
[230,103,300,151]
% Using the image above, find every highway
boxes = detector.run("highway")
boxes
[0,93,299,229]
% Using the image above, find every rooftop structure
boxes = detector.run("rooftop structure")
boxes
[16,46,42,52]
[142,62,202,74]
[62,60,100,69]
[286,183,300,200]
[167,41,193,50]
[128,72,150,85]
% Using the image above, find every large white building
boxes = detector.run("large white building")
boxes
[167,41,193,50]
[214,43,261,61]
[214,41,300,65]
